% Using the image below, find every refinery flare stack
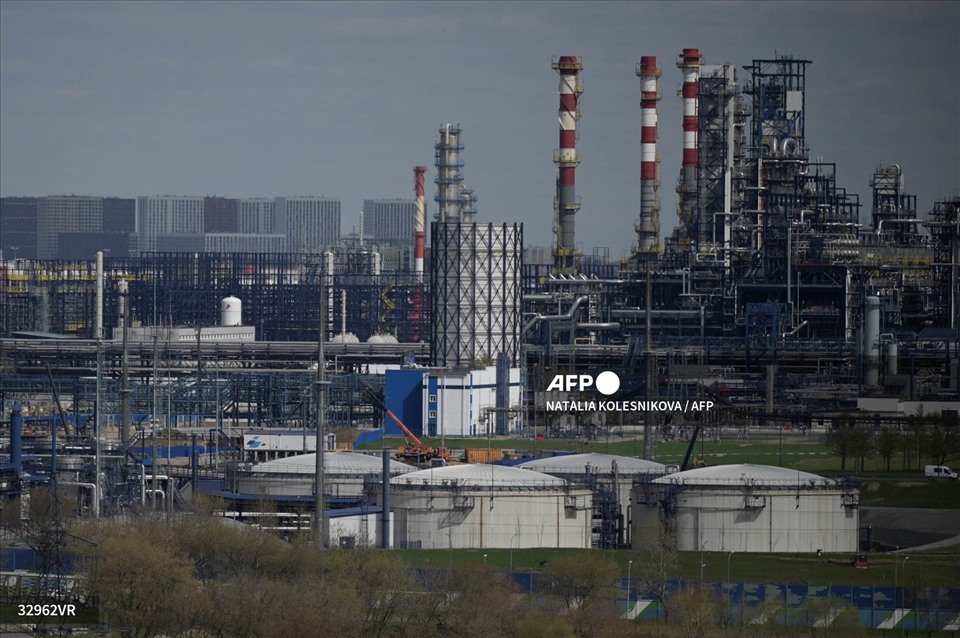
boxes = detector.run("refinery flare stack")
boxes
[675,48,704,245]
[551,55,584,277]
[633,55,663,261]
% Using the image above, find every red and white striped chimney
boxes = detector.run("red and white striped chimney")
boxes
[635,55,662,258]
[413,166,426,279]
[552,55,583,275]
[677,48,703,242]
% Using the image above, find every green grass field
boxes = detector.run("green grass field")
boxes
[394,547,960,588]
[363,433,960,509]
[364,433,958,475]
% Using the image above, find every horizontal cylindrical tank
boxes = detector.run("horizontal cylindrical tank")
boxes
[221,296,242,327]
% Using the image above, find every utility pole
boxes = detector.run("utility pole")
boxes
[119,281,131,450]
[314,275,329,549]
[644,261,656,460]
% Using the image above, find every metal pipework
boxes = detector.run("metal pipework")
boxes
[522,295,589,336]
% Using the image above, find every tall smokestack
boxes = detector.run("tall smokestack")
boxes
[552,55,583,276]
[677,48,703,243]
[635,56,662,260]
[413,166,426,278]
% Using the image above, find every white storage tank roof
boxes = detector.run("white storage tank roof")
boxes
[331,332,360,344]
[393,463,567,488]
[252,452,416,476]
[519,453,666,475]
[652,463,837,488]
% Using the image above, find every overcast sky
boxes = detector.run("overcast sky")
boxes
[2,1,957,257]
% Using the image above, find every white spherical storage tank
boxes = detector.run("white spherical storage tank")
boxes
[235,452,416,498]
[632,464,859,553]
[220,296,242,326]
[388,464,592,550]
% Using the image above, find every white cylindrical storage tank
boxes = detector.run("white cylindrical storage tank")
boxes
[236,452,416,498]
[518,453,667,547]
[221,296,242,327]
[430,222,522,367]
[863,295,881,385]
[632,464,859,553]
[388,464,591,549]
[887,341,898,376]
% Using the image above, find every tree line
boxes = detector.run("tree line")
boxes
[825,412,960,472]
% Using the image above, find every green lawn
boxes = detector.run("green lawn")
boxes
[859,478,960,509]
[394,547,960,588]
[365,433,949,476]
[366,434,960,508]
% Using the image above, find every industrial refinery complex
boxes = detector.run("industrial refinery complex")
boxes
[1,42,958,635]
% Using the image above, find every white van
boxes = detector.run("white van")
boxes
[924,465,958,480]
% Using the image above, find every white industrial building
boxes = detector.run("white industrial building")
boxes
[424,366,522,437]
[113,296,255,342]
[518,453,668,547]
[233,451,416,498]
[387,464,592,549]
[632,464,860,553]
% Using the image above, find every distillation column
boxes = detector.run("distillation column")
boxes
[634,56,662,260]
[413,166,426,279]
[435,124,464,222]
[676,48,703,243]
[552,55,583,276]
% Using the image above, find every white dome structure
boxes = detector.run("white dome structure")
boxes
[330,332,360,344]
[519,453,666,475]
[632,464,860,553]
[235,452,416,498]
[518,453,668,547]
[387,464,592,549]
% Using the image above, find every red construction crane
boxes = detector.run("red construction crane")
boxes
[361,382,450,464]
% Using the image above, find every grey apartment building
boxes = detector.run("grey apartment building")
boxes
[136,196,205,253]
[2,195,135,259]
[237,198,276,234]
[363,199,415,247]
[275,197,340,252]
[1,197,39,259]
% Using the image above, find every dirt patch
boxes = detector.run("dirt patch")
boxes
[894,481,927,487]
[865,481,881,492]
